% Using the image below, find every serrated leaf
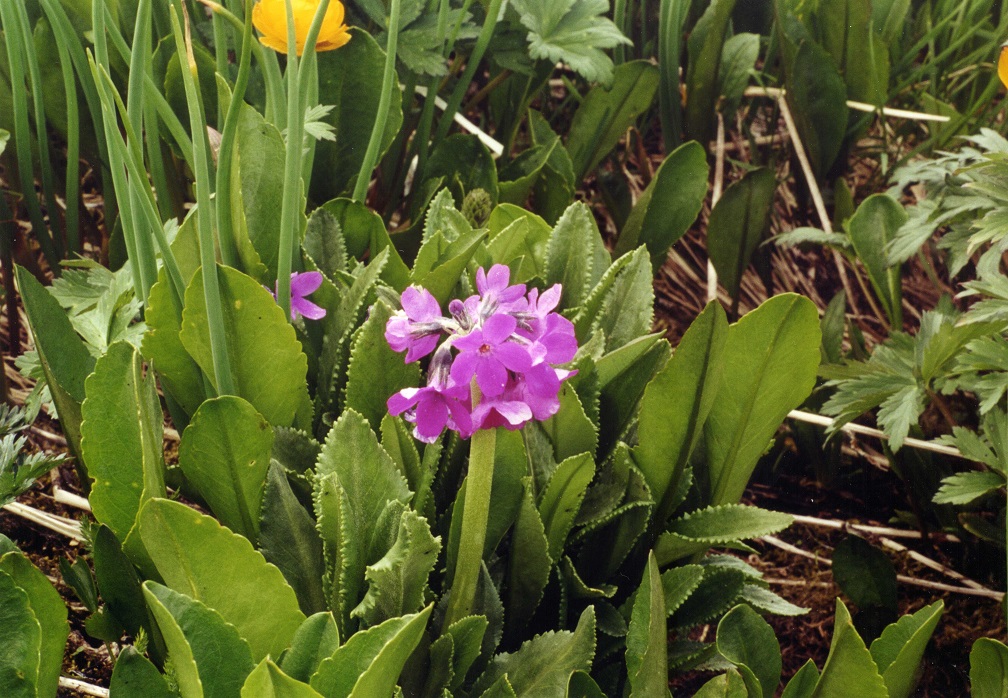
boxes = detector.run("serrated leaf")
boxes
[309,606,432,698]
[545,202,610,309]
[138,498,306,662]
[739,584,808,617]
[668,504,793,543]
[542,384,598,462]
[661,565,705,617]
[508,478,553,637]
[595,247,655,352]
[260,462,327,616]
[933,470,1005,505]
[314,409,411,632]
[671,568,746,629]
[626,553,668,697]
[472,606,596,696]
[447,615,489,691]
[510,0,630,84]
[304,208,349,281]
[539,453,595,560]
[351,509,440,627]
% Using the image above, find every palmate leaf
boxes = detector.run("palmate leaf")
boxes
[511,0,630,84]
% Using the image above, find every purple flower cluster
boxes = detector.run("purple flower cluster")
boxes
[386,265,578,443]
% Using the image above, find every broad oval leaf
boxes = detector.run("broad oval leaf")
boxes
[847,194,906,328]
[869,600,943,698]
[138,498,306,661]
[0,570,42,698]
[812,599,887,697]
[717,604,781,698]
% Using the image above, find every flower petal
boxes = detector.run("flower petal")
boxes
[290,270,324,296]
[482,313,517,345]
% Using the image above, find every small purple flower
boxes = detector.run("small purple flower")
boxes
[451,314,532,398]
[476,264,526,312]
[386,286,444,363]
[387,382,472,443]
[274,271,326,321]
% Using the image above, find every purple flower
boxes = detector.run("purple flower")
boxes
[385,286,444,363]
[387,382,472,443]
[476,264,526,312]
[451,314,532,398]
[274,271,326,321]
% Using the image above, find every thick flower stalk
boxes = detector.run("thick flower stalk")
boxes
[385,264,577,629]
[252,0,350,55]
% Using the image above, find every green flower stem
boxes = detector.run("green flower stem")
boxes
[198,0,287,128]
[443,386,497,631]
[352,0,401,203]
[215,0,255,269]
[171,2,235,395]
[46,4,81,255]
[275,0,304,320]
[432,0,505,147]
[102,5,195,170]
[296,0,331,192]
[0,1,59,273]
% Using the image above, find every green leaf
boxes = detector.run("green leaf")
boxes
[567,670,606,697]
[343,301,422,431]
[869,600,943,698]
[684,0,735,145]
[319,198,410,291]
[635,300,728,524]
[92,525,148,641]
[480,676,517,698]
[0,570,41,698]
[314,409,411,632]
[832,535,897,611]
[447,615,490,692]
[15,265,94,462]
[933,470,1005,505]
[510,0,630,84]
[259,462,327,616]
[704,294,821,505]
[813,599,887,697]
[541,384,599,462]
[566,61,659,181]
[141,271,205,418]
[0,552,68,698]
[472,606,596,696]
[109,647,174,697]
[280,613,341,685]
[694,669,749,697]
[539,453,595,561]
[970,637,1008,698]
[351,508,440,627]
[309,606,432,698]
[544,202,610,309]
[671,567,746,628]
[424,135,499,210]
[661,565,705,616]
[656,506,791,565]
[717,604,781,698]
[303,208,349,282]
[242,659,323,698]
[231,98,289,282]
[180,265,310,428]
[138,498,306,661]
[707,167,778,300]
[593,247,654,352]
[740,584,809,617]
[785,41,848,179]
[614,141,709,271]
[781,659,819,698]
[143,582,256,698]
[81,342,165,543]
[178,396,272,543]
[626,553,668,697]
[847,194,905,328]
[312,28,403,201]
[507,477,552,637]
[718,33,759,115]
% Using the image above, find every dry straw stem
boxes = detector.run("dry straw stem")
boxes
[787,409,965,459]
[742,86,953,123]
[761,534,1003,601]
[58,677,109,697]
[790,513,961,543]
[2,501,84,540]
[707,111,725,304]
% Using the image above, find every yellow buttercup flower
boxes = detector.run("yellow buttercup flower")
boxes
[1000,43,1008,90]
[252,0,351,56]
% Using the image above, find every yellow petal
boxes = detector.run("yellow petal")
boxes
[252,0,350,55]
[999,45,1008,91]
